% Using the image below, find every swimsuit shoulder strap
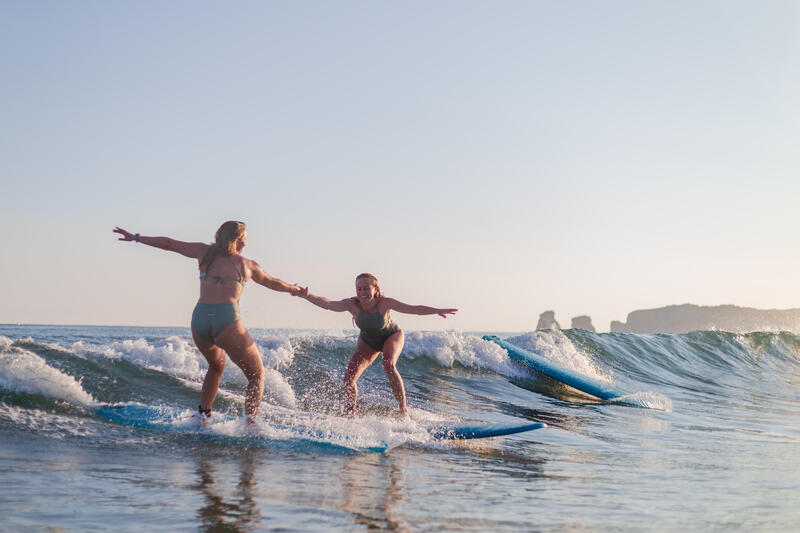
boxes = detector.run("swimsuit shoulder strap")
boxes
[227,256,245,284]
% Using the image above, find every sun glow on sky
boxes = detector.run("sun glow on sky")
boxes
[2,1,799,332]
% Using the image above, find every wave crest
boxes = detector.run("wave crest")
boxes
[0,344,96,407]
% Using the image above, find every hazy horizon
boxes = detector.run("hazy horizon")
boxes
[5,300,799,333]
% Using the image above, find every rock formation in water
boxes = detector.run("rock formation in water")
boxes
[536,310,560,330]
[571,315,596,332]
[610,304,800,334]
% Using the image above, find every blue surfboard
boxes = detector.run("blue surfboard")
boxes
[429,422,546,440]
[484,335,629,401]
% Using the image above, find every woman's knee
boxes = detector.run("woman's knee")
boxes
[206,352,226,375]
[244,359,264,383]
[381,356,397,373]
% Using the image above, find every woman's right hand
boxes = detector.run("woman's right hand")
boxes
[113,227,134,241]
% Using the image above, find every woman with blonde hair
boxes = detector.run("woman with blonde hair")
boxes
[300,273,457,417]
[113,221,303,421]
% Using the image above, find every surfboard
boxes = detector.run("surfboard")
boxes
[484,335,629,401]
[98,403,547,450]
[429,422,546,440]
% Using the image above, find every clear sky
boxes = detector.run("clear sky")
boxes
[2,1,798,332]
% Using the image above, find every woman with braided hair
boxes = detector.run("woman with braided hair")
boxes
[113,221,304,422]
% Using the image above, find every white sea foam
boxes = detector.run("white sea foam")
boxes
[507,330,613,383]
[265,368,297,408]
[611,392,673,411]
[94,336,206,381]
[259,403,430,449]
[141,404,403,450]
[256,331,358,367]
[257,335,300,369]
[0,345,96,406]
[403,331,529,378]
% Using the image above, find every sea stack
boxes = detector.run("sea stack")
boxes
[571,315,596,332]
[537,311,560,330]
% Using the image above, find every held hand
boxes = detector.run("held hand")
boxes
[294,286,309,298]
[113,227,134,241]
[438,308,458,318]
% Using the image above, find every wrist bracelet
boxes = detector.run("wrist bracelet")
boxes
[134,233,140,243]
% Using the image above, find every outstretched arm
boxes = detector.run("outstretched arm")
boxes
[298,287,355,313]
[113,227,207,259]
[382,297,458,318]
[249,260,304,296]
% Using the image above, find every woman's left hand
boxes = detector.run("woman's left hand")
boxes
[438,308,458,318]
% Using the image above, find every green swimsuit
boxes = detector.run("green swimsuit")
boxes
[355,304,400,351]
[191,256,245,343]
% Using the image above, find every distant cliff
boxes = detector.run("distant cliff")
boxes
[610,304,800,334]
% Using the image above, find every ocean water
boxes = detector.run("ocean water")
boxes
[1,324,798,532]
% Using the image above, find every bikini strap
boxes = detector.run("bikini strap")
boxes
[227,256,245,284]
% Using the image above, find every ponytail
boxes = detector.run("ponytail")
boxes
[200,221,246,272]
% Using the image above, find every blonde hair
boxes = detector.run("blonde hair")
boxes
[355,272,382,299]
[200,221,246,271]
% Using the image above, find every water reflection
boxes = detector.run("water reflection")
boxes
[194,449,261,532]
[340,453,412,532]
